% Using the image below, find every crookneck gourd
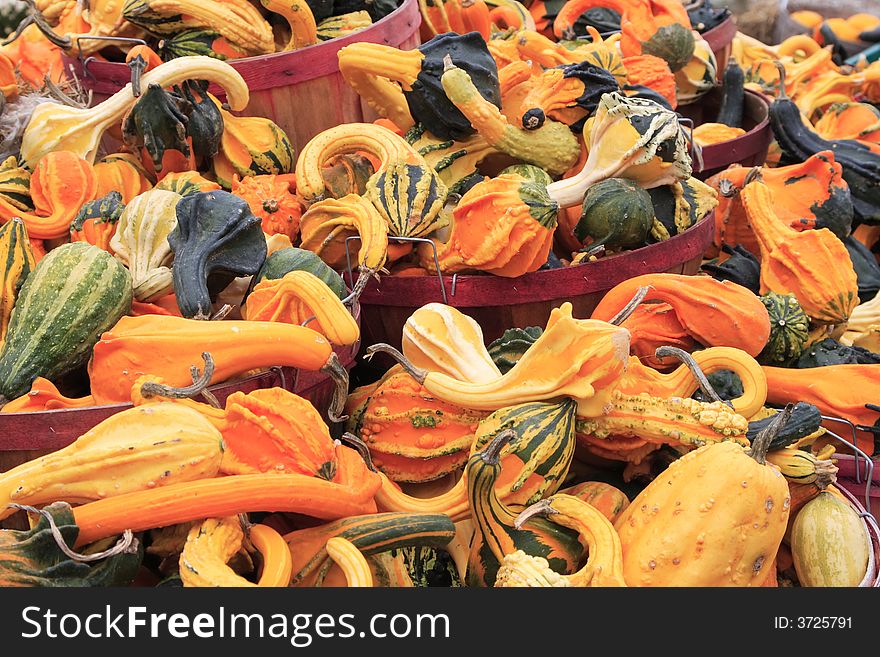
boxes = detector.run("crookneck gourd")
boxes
[439,56,581,176]
[20,55,249,167]
[421,173,558,278]
[373,398,577,522]
[0,219,35,351]
[0,156,31,212]
[109,189,182,303]
[401,302,501,384]
[168,190,268,319]
[135,373,337,478]
[740,178,858,325]
[0,242,132,404]
[337,31,502,141]
[92,152,152,203]
[87,315,347,411]
[0,402,224,520]
[368,302,630,417]
[495,494,626,587]
[546,92,692,208]
[613,409,792,586]
[466,428,583,587]
[591,273,771,357]
[71,191,126,253]
[0,151,97,241]
[261,0,318,51]
[243,271,360,347]
[251,247,347,300]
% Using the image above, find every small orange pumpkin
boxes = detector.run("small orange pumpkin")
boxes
[232,174,303,241]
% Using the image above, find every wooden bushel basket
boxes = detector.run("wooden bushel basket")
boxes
[681,88,772,181]
[65,0,423,155]
[354,210,715,352]
[701,13,738,78]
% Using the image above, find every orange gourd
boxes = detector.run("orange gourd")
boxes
[93,154,153,203]
[622,54,678,109]
[617,302,695,370]
[232,174,303,241]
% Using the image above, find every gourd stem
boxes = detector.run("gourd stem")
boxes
[1,14,33,46]
[748,403,793,464]
[609,286,652,325]
[322,352,350,424]
[480,428,518,465]
[140,352,215,400]
[7,504,137,561]
[718,179,738,198]
[362,343,428,383]
[25,0,72,49]
[773,61,790,101]
[513,498,558,529]
[342,265,376,307]
[654,346,734,408]
[339,433,378,473]
[743,166,763,186]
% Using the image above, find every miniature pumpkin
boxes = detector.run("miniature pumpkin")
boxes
[232,174,303,241]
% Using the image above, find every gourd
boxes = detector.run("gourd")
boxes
[0,242,132,403]
[404,124,496,194]
[0,219,35,350]
[790,491,871,587]
[796,338,880,368]
[616,302,695,369]
[622,54,677,109]
[0,157,31,212]
[740,179,858,325]
[136,369,338,478]
[20,56,250,168]
[261,0,318,50]
[844,236,880,304]
[352,371,487,482]
[591,273,771,357]
[674,35,717,105]
[701,244,761,294]
[613,410,791,586]
[179,517,257,587]
[317,11,372,40]
[558,481,630,523]
[122,0,275,56]
[365,161,449,238]
[574,177,654,250]
[232,174,303,241]
[814,102,880,145]
[70,442,382,547]
[546,92,692,208]
[155,171,222,196]
[764,448,838,487]
[401,303,501,384]
[769,63,880,224]
[284,512,456,586]
[213,102,295,187]
[439,57,581,176]
[424,173,558,278]
[0,502,142,587]
[71,191,126,253]
[716,59,745,128]
[466,428,583,587]
[337,31,501,141]
[121,83,195,179]
[295,123,423,202]
[242,271,360,347]
[758,292,810,365]
[298,194,388,294]
[487,326,542,374]
[0,403,224,520]
[0,151,98,241]
[495,494,626,586]
[159,29,252,60]
[517,61,620,129]
[169,190,267,319]
[745,402,823,451]
[372,398,578,521]
[0,377,96,413]
[320,153,376,199]
[707,151,853,256]
[692,123,746,147]
[251,247,347,299]
[325,537,373,587]
[110,189,181,303]
[368,302,630,417]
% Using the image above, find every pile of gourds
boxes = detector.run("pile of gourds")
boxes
[0,0,878,589]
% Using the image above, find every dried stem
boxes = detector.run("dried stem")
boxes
[514,498,557,529]
[362,343,427,383]
[748,403,793,464]
[339,433,378,473]
[609,285,651,325]
[321,352,350,424]
[654,345,733,408]
[140,352,215,400]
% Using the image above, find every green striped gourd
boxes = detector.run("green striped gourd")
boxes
[285,512,456,586]
[0,219,36,350]
[316,11,372,40]
[487,326,542,374]
[365,161,449,238]
[0,157,31,212]
[251,247,347,300]
[0,242,132,402]
[159,29,250,61]
[466,428,583,587]
[498,164,553,187]
[758,292,810,365]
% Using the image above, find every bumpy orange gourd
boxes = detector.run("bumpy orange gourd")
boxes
[93,154,153,203]
[613,421,790,586]
[617,302,695,370]
[232,174,303,241]
[740,179,858,325]
[622,54,677,109]
[424,173,558,278]
[591,273,771,357]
